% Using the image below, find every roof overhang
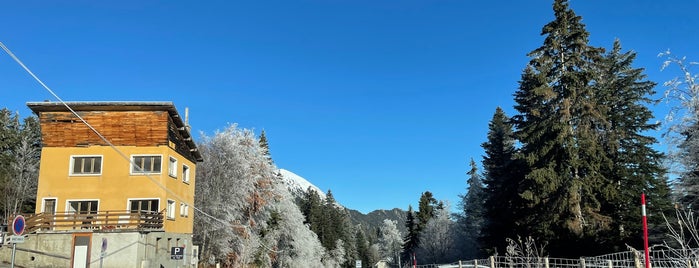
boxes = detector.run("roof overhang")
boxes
[27,101,203,162]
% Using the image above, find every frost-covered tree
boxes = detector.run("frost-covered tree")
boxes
[194,125,277,266]
[660,51,699,209]
[0,111,40,222]
[377,219,403,264]
[265,177,328,267]
[417,205,457,264]
[195,124,336,267]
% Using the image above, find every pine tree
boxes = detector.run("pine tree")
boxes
[416,191,438,232]
[593,39,673,251]
[401,205,419,263]
[480,107,520,255]
[258,130,273,165]
[511,0,610,256]
[455,159,485,258]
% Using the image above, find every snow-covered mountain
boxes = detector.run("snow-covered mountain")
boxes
[278,168,326,199]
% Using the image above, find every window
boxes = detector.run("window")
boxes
[129,199,159,213]
[131,155,162,174]
[68,200,99,214]
[180,202,189,217]
[168,157,178,178]
[182,164,190,183]
[43,198,57,214]
[70,156,102,175]
[167,199,176,220]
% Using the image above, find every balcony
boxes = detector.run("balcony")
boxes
[18,210,164,233]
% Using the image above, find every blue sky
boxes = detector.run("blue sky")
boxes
[2,1,698,213]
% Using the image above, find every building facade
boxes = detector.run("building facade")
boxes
[1,101,202,268]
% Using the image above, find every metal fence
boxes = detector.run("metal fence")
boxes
[414,248,699,268]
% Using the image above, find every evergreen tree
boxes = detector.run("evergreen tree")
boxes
[416,191,438,232]
[258,130,273,165]
[593,39,673,251]
[401,205,419,263]
[480,107,520,255]
[511,0,610,256]
[456,159,485,258]
[355,228,370,268]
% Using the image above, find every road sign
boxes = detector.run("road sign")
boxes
[171,247,184,260]
[8,236,24,244]
[12,215,25,236]
[355,260,362,268]
[101,238,108,252]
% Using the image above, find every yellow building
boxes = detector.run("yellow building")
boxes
[4,101,204,267]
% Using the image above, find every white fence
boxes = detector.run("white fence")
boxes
[414,248,699,268]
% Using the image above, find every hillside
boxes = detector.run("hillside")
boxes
[278,168,407,235]
[348,208,407,235]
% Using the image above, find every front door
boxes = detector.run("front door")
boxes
[71,233,92,268]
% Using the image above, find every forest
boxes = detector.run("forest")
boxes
[1,0,698,267]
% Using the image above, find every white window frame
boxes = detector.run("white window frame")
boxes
[69,155,103,176]
[127,198,161,213]
[168,156,178,178]
[130,154,163,175]
[166,199,176,220]
[182,164,191,184]
[65,199,100,214]
[41,197,58,214]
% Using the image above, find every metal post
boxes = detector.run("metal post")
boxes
[11,243,16,268]
[642,193,650,268]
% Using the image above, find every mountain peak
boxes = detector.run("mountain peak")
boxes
[278,168,326,199]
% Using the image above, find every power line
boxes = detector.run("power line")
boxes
[0,41,281,254]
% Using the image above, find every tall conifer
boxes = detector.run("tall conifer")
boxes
[592,39,673,251]
[480,107,519,255]
[511,0,610,255]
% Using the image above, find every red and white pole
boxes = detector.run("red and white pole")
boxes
[413,252,417,268]
[642,193,650,268]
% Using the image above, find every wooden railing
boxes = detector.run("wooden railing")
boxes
[20,210,164,233]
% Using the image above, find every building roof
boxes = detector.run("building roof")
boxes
[27,101,203,162]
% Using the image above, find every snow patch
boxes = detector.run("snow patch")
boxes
[278,169,326,199]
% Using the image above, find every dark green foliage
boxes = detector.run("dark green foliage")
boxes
[480,107,521,255]
[355,228,370,268]
[401,205,419,261]
[591,39,673,251]
[298,187,359,267]
[455,159,485,258]
[258,130,272,165]
[502,0,672,256]
[416,191,438,232]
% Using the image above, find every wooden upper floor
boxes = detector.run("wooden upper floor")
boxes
[27,101,203,163]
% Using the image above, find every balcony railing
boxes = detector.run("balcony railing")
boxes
[18,210,164,233]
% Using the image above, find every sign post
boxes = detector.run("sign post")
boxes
[100,238,107,268]
[10,215,26,268]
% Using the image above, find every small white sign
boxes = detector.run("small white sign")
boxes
[355,260,362,268]
[8,235,24,244]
